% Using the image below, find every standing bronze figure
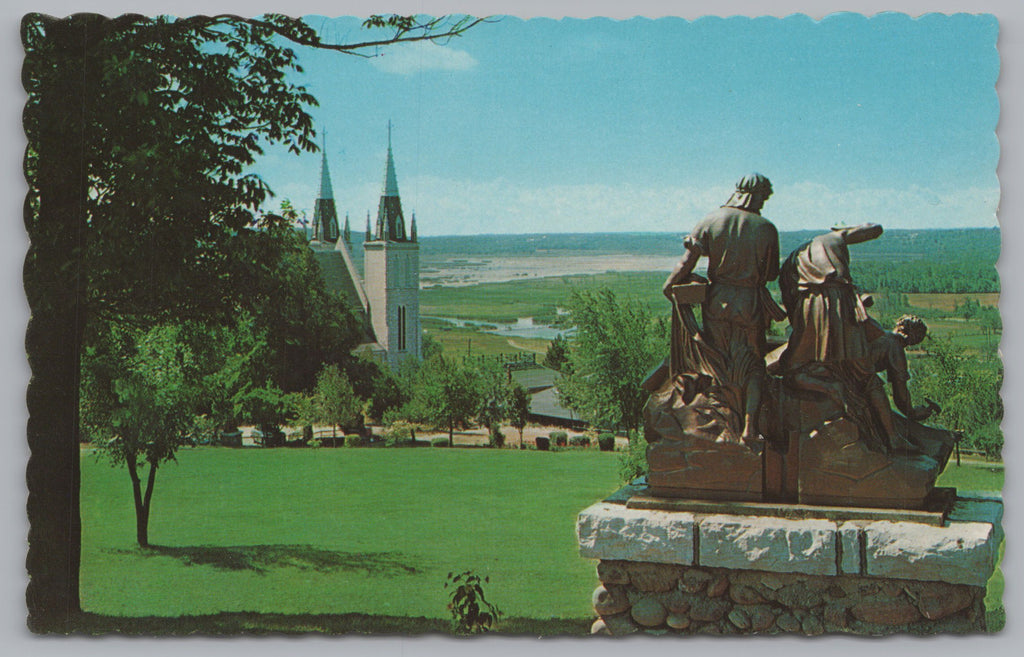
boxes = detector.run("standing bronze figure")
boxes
[662,173,782,446]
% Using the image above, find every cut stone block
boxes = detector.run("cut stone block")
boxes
[699,515,837,575]
[864,520,999,587]
[577,503,696,564]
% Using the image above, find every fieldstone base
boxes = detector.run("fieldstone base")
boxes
[578,486,1002,636]
[589,561,985,636]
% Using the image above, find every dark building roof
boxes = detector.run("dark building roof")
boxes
[510,366,559,393]
[527,386,586,429]
[509,366,586,428]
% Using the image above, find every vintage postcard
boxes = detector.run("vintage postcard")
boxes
[18,0,1006,647]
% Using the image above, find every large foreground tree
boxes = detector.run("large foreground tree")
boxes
[23,12,486,631]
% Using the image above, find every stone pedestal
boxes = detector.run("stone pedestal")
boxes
[577,485,1002,636]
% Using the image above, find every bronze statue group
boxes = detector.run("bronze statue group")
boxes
[647,174,956,508]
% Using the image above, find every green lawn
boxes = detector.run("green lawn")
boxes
[80,447,623,631]
[80,448,1004,633]
[937,457,1004,490]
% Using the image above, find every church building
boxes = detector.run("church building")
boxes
[307,126,422,370]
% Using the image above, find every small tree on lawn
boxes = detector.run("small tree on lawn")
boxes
[82,324,199,548]
[413,355,482,446]
[476,361,510,446]
[508,384,531,449]
[310,364,362,438]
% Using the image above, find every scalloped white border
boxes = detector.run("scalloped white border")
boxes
[3,2,1018,655]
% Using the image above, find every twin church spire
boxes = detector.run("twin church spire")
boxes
[312,121,417,245]
[373,120,413,243]
[311,132,340,242]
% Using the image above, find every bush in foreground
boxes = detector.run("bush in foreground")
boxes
[445,570,502,634]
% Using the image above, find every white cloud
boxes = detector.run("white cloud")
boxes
[771,183,1000,232]
[323,176,999,237]
[413,179,994,236]
[368,41,477,75]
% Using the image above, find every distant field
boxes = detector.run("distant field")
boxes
[421,271,668,324]
[422,273,1001,359]
[906,292,1000,311]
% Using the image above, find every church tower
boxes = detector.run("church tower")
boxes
[311,137,340,243]
[363,122,421,368]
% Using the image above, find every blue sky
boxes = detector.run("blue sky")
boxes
[253,13,999,236]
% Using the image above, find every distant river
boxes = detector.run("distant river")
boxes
[423,315,573,340]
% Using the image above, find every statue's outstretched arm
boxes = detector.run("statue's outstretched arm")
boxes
[836,223,884,245]
[663,247,700,299]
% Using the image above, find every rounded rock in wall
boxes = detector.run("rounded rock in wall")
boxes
[748,605,777,632]
[590,618,609,635]
[850,598,922,626]
[729,583,764,605]
[593,584,630,616]
[776,613,801,633]
[728,607,751,631]
[916,586,974,620]
[596,560,630,585]
[665,589,691,613]
[666,613,691,630]
[628,562,683,592]
[823,603,849,629]
[707,575,730,598]
[760,572,785,591]
[696,622,723,635]
[680,568,712,593]
[602,612,640,635]
[631,596,668,627]
[801,615,825,636]
[688,597,730,622]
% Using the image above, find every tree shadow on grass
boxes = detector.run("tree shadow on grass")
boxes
[106,544,420,576]
[70,611,591,636]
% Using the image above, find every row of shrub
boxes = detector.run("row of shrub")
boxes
[535,432,616,452]
[256,425,622,451]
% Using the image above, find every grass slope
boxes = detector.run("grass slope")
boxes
[81,448,622,628]
[80,449,1004,633]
